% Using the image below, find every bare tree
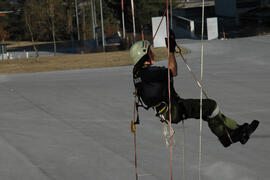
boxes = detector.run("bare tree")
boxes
[82,5,87,41]
[46,0,57,56]
[24,8,39,62]
[66,1,74,41]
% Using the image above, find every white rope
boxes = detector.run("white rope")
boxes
[163,124,175,147]
[182,120,186,180]
[199,0,205,180]
[176,47,208,99]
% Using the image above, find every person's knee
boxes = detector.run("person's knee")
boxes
[206,99,219,119]
[206,98,217,108]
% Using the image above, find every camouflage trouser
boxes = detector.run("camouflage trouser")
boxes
[165,97,237,138]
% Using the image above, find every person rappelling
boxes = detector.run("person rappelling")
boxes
[130,29,259,148]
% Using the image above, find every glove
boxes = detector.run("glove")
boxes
[165,29,176,53]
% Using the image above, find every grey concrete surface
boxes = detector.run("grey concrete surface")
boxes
[0,35,269,180]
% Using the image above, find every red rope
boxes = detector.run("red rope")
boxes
[130,0,135,18]
[166,0,173,180]
[152,8,167,41]
[132,3,172,180]
[132,100,138,180]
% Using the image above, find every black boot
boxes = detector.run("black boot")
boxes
[232,120,260,145]
[239,120,259,144]
[218,120,259,147]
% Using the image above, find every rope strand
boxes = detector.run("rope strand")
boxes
[176,45,208,99]
[182,120,186,180]
[152,9,167,41]
[166,0,173,179]
[199,0,205,179]
[133,100,138,180]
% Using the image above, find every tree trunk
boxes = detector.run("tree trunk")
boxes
[67,2,73,41]
[24,10,39,62]
[82,6,87,41]
[52,17,56,56]
[48,0,56,56]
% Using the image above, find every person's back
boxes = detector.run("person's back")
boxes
[134,65,172,107]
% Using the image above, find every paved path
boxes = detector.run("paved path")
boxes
[0,35,269,180]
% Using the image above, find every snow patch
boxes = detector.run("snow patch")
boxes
[203,161,255,180]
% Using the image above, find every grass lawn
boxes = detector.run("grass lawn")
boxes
[0,42,186,74]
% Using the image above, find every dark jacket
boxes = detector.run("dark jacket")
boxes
[133,65,174,107]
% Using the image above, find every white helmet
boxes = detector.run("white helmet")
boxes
[130,40,151,65]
